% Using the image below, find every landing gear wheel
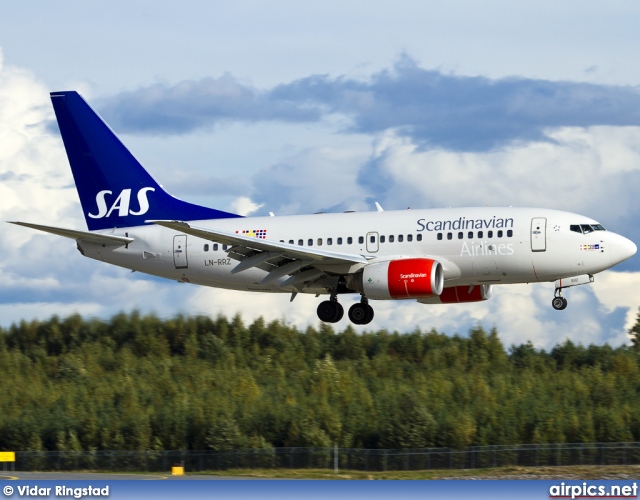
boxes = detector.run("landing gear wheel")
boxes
[552,296,568,310]
[317,300,344,323]
[348,303,374,325]
[335,303,345,322]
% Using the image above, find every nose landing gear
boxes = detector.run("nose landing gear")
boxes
[552,293,568,310]
[551,274,595,311]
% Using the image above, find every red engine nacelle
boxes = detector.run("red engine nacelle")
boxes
[418,284,493,304]
[349,258,444,300]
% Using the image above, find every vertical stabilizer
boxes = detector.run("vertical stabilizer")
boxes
[50,91,242,230]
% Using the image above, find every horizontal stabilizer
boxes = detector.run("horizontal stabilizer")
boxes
[9,222,133,245]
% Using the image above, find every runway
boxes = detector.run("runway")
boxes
[0,471,269,480]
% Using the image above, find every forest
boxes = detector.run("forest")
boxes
[1,310,639,453]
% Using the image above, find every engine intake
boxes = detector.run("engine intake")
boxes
[348,258,444,300]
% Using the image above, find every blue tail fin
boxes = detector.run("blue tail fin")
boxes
[50,91,242,231]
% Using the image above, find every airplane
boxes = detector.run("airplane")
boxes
[9,91,637,325]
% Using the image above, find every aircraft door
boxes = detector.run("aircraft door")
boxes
[173,235,188,269]
[531,218,547,252]
[366,232,379,253]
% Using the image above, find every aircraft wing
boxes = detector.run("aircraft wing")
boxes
[9,222,134,246]
[151,220,369,286]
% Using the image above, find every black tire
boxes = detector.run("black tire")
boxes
[552,296,566,310]
[349,303,374,325]
[335,302,344,322]
[317,300,343,323]
[364,304,374,324]
[348,303,367,324]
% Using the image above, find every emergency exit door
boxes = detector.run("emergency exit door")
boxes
[173,235,188,268]
[366,232,379,253]
[530,218,547,252]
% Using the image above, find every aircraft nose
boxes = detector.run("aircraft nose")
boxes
[609,233,637,266]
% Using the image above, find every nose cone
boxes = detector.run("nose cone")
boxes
[610,233,637,266]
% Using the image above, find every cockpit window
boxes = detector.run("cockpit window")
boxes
[571,223,607,234]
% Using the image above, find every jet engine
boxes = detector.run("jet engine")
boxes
[347,258,444,300]
[417,284,493,304]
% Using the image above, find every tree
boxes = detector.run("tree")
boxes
[629,307,640,349]
[205,418,243,451]
[382,392,437,449]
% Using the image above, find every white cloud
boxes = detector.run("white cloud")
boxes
[252,143,372,214]
[229,196,263,216]
[368,127,640,229]
[0,53,637,350]
[591,271,640,333]
[0,302,103,326]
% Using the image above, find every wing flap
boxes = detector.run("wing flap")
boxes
[150,220,369,265]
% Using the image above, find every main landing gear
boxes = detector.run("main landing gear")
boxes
[348,297,374,325]
[317,295,374,325]
[317,295,344,323]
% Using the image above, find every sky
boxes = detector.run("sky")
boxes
[1,0,640,349]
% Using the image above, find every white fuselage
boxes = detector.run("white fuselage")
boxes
[77,206,633,299]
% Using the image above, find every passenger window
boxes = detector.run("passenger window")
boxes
[417,234,422,242]
[370,235,376,243]
[447,233,452,240]
[380,235,386,243]
[389,235,395,243]
[308,239,313,246]
[327,238,332,245]
[337,237,343,245]
[478,231,483,238]
[213,244,219,251]
[347,237,353,244]
[204,244,209,251]
[497,230,503,238]
[358,236,364,244]
[407,234,413,242]
[488,231,493,238]
[458,232,463,240]
[507,230,513,237]
[398,235,404,242]
[468,232,473,239]
[223,244,228,251]
[437,233,442,241]
[289,240,294,244]
[298,239,303,246]
[317,238,322,246]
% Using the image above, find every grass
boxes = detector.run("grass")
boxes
[191,464,640,480]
